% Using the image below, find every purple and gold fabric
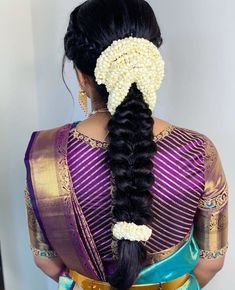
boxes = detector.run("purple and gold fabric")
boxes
[24,120,228,284]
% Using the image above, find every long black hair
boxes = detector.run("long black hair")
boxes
[63,0,163,289]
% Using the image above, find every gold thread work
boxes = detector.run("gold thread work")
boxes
[198,188,228,210]
[31,246,58,257]
[199,243,228,259]
[70,124,176,149]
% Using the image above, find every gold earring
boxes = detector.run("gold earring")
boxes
[79,89,88,116]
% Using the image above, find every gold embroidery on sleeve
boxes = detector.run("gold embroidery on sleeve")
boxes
[31,246,57,257]
[198,187,228,210]
[199,243,228,259]
[193,135,229,259]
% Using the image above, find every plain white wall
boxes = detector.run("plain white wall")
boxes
[0,0,234,290]
[0,0,47,290]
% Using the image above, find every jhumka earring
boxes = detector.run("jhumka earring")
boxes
[79,89,88,116]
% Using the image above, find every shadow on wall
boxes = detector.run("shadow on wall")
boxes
[0,245,4,290]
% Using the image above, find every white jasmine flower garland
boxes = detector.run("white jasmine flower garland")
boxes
[112,221,152,242]
[94,36,165,115]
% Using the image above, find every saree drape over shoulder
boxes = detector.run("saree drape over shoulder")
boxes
[24,121,229,290]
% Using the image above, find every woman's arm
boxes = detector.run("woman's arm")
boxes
[24,183,66,282]
[193,256,226,288]
[33,255,65,282]
[193,135,229,288]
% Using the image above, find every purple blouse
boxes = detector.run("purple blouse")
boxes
[25,121,228,277]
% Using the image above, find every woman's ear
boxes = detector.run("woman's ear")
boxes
[74,66,90,90]
[74,67,84,88]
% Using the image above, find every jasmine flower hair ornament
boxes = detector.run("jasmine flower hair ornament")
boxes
[94,36,165,115]
[112,221,152,242]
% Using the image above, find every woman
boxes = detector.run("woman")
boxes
[24,0,229,289]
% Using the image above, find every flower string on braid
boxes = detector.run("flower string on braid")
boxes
[94,36,165,115]
[112,221,152,242]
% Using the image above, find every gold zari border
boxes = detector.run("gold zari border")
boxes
[198,188,228,210]
[199,243,228,259]
[24,184,32,207]
[31,246,57,257]
[71,128,108,149]
[70,124,176,149]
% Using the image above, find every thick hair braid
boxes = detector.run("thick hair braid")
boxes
[63,1,163,289]
[105,82,156,290]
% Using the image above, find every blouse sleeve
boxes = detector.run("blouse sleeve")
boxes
[193,135,229,259]
[24,181,58,258]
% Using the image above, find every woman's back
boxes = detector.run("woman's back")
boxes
[67,119,227,272]
[24,117,228,288]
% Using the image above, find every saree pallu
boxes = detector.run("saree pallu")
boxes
[24,123,206,290]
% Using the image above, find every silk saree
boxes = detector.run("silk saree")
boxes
[24,121,229,289]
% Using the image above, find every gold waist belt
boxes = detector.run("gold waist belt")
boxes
[69,270,190,290]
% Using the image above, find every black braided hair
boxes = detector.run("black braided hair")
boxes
[63,1,163,289]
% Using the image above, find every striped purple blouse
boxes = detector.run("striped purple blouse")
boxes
[66,121,209,274]
[25,120,228,277]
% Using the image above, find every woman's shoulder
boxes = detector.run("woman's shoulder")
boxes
[172,123,215,145]
[24,122,74,160]
[154,117,213,143]
[171,123,222,165]
[170,124,224,177]
[30,122,74,135]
